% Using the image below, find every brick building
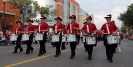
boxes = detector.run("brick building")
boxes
[56,0,80,24]
[38,0,80,25]
[0,0,20,32]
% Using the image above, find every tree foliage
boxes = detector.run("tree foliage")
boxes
[121,26,127,34]
[8,0,40,23]
[118,3,133,29]
[39,5,56,22]
[8,0,56,23]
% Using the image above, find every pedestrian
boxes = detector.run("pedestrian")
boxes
[100,14,119,62]
[13,21,24,54]
[82,16,97,60]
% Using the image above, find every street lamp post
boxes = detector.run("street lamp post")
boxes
[2,0,6,35]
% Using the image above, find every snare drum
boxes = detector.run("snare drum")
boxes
[86,36,96,45]
[10,34,18,41]
[107,35,119,44]
[62,35,66,42]
[22,34,29,41]
[67,34,76,42]
[35,33,43,41]
[51,34,60,42]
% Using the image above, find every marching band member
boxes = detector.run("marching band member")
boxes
[82,16,97,60]
[61,24,67,50]
[100,14,118,62]
[25,19,35,54]
[13,21,24,54]
[37,16,49,56]
[67,15,79,59]
[52,16,64,57]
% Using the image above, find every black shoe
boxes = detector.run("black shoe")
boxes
[20,49,23,52]
[13,52,17,54]
[70,56,74,59]
[53,45,55,47]
[38,54,42,56]
[54,54,59,57]
[31,48,34,53]
[42,51,46,54]
[109,60,113,62]
[88,57,91,60]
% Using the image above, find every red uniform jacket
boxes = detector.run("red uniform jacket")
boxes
[82,23,97,35]
[26,23,35,34]
[100,22,118,34]
[52,23,65,34]
[37,22,49,33]
[67,22,79,34]
[15,26,24,34]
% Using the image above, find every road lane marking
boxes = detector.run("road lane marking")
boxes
[5,46,83,67]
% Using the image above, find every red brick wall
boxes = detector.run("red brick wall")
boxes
[56,0,63,17]
[0,0,20,32]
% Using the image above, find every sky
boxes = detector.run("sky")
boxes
[76,0,133,29]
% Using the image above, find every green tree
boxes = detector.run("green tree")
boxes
[39,5,56,22]
[8,0,40,24]
[121,26,127,34]
[118,3,133,29]
[34,19,40,23]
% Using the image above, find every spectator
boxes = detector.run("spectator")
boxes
[6,30,12,45]
[0,29,3,40]
[1,35,8,45]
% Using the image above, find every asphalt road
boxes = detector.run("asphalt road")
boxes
[0,39,133,67]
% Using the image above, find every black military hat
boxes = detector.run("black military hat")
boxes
[69,14,76,19]
[86,16,92,20]
[26,18,33,23]
[55,16,62,21]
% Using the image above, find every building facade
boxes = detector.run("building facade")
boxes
[0,0,20,31]
[35,0,91,28]
[79,8,88,29]
[56,0,80,25]
[36,0,80,26]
